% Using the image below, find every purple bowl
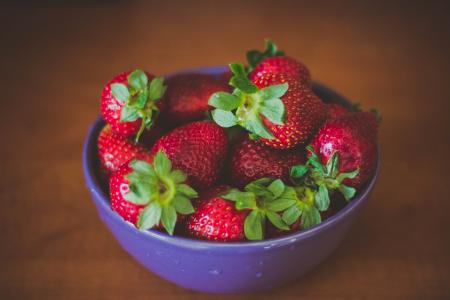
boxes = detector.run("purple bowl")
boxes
[82,66,380,294]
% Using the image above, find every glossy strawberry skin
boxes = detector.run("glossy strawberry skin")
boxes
[250,69,326,149]
[252,56,311,86]
[163,73,230,125]
[229,135,305,188]
[97,125,151,176]
[109,163,146,224]
[186,187,249,241]
[100,71,165,137]
[150,121,228,190]
[310,112,378,188]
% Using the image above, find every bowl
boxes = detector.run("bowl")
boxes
[82,66,380,294]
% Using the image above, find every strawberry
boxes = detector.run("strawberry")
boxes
[188,178,297,241]
[100,69,167,141]
[109,151,198,234]
[208,63,325,149]
[186,186,248,241]
[246,40,311,85]
[288,111,378,211]
[163,73,230,125]
[310,111,378,187]
[228,135,305,188]
[97,125,151,176]
[150,121,228,190]
[325,103,349,120]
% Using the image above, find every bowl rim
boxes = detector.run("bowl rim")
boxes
[83,66,380,250]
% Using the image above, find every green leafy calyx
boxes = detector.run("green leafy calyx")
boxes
[121,151,197,235]
[111,69,167,142]
[222,178,296,240]
[246,39,285,72]
[208,63,288,140]
[290,146,359,206]
[281,186,322,230]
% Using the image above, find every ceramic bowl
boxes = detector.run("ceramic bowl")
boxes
[82,66,379,293]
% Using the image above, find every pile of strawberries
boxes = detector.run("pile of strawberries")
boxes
[97,41,379,242]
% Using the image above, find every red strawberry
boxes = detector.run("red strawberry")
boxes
[150,121,228,190]
[229,135,305,187]
[325,103,349,120]
[100,69,167,141]
[251,56,311,87]
[310,111,378,189]
[97,125,151,176]
[187,178,295,241]
[110,152,198,234]
[110,163,146,224]
[186,186,249,241]
[208,63,325,149]
[246,40,311,85]
[163,73,230,125]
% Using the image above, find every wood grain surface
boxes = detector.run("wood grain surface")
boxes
[1,1,449,299]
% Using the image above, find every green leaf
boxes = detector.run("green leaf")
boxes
[244,180,272,198]
[120,106,140,122]
[265,39,278,55]
[123,182,152,205]
[128,69,148,91]
[173,195,195,215]
[208,92,241,111]
[148,77,167,101]
[246,50,264,69]
[326,152,339,177]
[338,184,357,201]
[137,202,162,230]
[243,114,274,139]
[161,205,177,235]
[211,109,238,128]
[111,83,130,103]
[129,160,154,176]
[134,89,150,109]
[169,170,186,184]
[315,185,330,211]
[301,207,321,229]
[153,151,171,176]
[290,164,309,179]
[244,210,264,240]
[267,179,285,198]
[260,98,285,125]
[176,184,198,198]
[223,190,256,209]
[266,211,289,230]
[258,83,289,99]
[266,197,296,212]
[229,63,258,93]
[336,169,359,182]
[235,193,257,210]
[282,205,302,225]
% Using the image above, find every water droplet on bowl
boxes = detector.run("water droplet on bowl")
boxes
[256,272,263,278]
[209,269,223,275]
[173,259,180,265]
[259,261,264,266]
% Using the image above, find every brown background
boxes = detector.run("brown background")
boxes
[1,0,449,299]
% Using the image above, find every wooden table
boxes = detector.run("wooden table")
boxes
[1,1,449,299]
